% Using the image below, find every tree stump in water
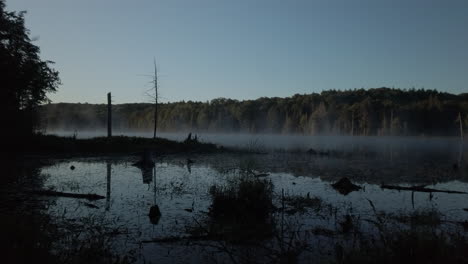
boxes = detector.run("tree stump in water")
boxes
[331,177,361,195]
[133,149,154,168]
[149,205,161,225]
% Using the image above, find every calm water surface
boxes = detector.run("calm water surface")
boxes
[38,147,468,263]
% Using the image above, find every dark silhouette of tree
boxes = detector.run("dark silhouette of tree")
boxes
[0,0,60,149]
[151,59,158,139]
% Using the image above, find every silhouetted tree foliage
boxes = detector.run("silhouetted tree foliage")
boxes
[41,88,468,137]
[0,0,60,146]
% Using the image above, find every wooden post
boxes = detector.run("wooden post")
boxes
[458,112,464,167]
[107,92,112,138]
[351,111,354,136]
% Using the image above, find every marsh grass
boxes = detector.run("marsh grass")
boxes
[0,161,135,264]
[53,215,135,264]
[338,230,468,264]
[394,209,442,227]
[207,174,274,242]
[348,201,467,264]
[0,205,134,264]
[282,194,323,214]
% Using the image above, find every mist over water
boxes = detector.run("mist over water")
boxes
[5,0,468,261]
[48,129,464,154]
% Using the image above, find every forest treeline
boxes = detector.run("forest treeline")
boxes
[40,88,468,136]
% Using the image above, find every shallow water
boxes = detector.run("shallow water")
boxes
[37,150,468,263]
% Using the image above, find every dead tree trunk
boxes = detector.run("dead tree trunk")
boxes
[153,60,158,139]
[107,92,112,138]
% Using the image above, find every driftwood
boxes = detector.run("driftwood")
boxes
[381,185,467,194]
[141,234,214,244]
[29,190,105,200]
[82,202,100,209]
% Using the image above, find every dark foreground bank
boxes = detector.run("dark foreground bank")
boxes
[20,134,226,157]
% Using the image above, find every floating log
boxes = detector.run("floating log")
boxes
[82,202,99,209]
[29,190,105,200]
[141,234,218,244]
[381,185,467,194]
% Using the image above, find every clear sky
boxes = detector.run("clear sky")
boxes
[7,0,468,104]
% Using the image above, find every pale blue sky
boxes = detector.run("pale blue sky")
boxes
[7,0,468,104]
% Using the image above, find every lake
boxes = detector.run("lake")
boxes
[31,134,468,262]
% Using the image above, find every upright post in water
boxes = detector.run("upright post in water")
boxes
[458,112,464,166]
[107,92,112,137]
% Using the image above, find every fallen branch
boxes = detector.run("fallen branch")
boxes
[381,185,467,194]
[28,190,105,200]
[140,235,213,244]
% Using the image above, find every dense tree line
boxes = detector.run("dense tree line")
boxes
[1,0,60,149]
[40,88,468,136]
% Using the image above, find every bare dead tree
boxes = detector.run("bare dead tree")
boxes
[143,58,159,139]
[152,59,158,139]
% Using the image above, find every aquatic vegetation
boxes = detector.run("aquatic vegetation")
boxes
[337,229,468,264]
[207,175,275,241]
[6,149,468,263]
[346,201,468,264]
[393,209,442,227]
[1,201,134,264]
[282,194,323,214]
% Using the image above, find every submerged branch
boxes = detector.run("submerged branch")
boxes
[381,185,467,194]
[140,235,214,244]
[28,190,105,200]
